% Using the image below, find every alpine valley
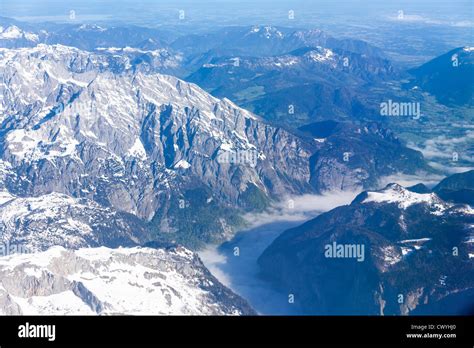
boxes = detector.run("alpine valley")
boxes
[0,11,472,316]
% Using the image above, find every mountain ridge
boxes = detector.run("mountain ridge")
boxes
[258,171,474,315]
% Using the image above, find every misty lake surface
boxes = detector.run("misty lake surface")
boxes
[199,218,311,315]
[199,192,361,314]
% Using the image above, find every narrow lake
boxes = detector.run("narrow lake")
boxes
[199,191,359,314]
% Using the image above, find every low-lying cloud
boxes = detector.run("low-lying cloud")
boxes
[242,191,360,228]
[378,172,445,189]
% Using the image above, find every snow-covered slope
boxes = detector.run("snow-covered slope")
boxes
[0,191,151,253]
[0,25,40,47]
[0,246,255,315]
[361,183,448,213]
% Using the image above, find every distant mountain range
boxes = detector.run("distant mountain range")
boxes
[0,17,177,49]
[1,17,469,116]
[258,170,474,315]
[186,45,396,123]
[172,25,386,59]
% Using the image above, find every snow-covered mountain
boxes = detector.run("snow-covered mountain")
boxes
[258,174,474,315]
[0,44,431,247]
[0,16,469,318]
[0,44,315,245]
[0,245,255,315]
[0,191,151,253]
[0,155,254,316]
[0,25,41,48]
[94,46,184,75]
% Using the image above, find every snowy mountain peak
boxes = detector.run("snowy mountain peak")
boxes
[0,25,39,42]
[359,183,446,211]
[248,25,284,39]
[76,24,107,32]
[307,47,335,63]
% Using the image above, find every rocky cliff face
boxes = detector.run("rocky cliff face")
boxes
[302,121,430,192]
[0,45,315,244]
[258,177,474,315]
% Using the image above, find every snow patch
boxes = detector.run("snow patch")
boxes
[126,138,147,160]
[174,160,191,169]
[362,184,447,213]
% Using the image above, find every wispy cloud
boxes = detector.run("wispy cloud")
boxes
[387,13,474,27]
[407,130,474,174]
[427,162,474,175]
[242,191,360,228]
[378,172,444,188]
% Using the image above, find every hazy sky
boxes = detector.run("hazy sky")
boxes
[1,0,472,26]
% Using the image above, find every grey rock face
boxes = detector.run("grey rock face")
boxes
[304,122,431,192]
[0,45,315,223]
